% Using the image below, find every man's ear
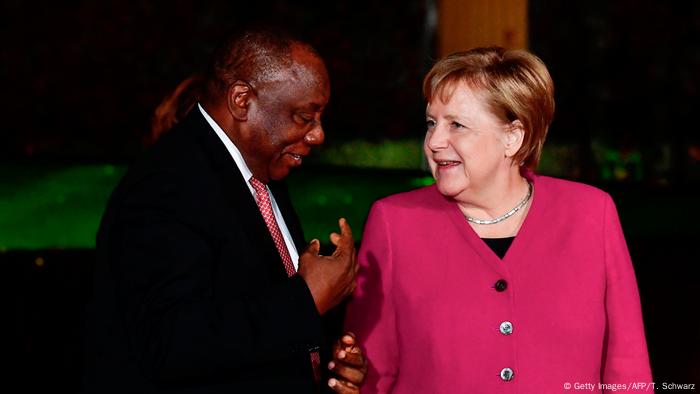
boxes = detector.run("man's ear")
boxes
[227,81,253,121]
[504,119,525,158]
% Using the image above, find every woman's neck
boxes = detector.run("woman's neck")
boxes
[456,168,533,238]
[457,169,528,216]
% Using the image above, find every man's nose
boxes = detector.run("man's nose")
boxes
[304,125,325,146]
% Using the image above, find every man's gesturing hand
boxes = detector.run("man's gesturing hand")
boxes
[298,218,358,315]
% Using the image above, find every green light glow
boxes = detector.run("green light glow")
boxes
[0,164,126,249]
[0,164,430,250]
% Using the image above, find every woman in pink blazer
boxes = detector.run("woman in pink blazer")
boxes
[345,48,652,393]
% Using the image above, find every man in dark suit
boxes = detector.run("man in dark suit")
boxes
[83,29,366,393]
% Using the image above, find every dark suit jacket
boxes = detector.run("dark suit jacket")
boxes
[83,109,329,393]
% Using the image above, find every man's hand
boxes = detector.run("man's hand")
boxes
[327,332,367,393]
[298,218,358,315]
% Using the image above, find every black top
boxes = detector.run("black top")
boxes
[482,237,515,259]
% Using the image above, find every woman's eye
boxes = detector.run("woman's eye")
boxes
[426,119,436,128]
[451,121,465,128]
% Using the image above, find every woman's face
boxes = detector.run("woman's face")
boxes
[424,83,513,199]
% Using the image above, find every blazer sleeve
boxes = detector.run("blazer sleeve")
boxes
[104,170,321,383]
[601,194,653,389]
[344,202,399,393]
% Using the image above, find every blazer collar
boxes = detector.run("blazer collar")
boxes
[441,170,542,269]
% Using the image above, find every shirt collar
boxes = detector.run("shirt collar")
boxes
[197,103,256,193]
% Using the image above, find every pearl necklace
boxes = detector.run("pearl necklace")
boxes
[465,181,533,225]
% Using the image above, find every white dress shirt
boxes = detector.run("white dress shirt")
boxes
[198,103,300,270]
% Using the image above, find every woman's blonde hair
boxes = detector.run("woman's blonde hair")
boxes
[150,74,202,143]
[423,47,555,169]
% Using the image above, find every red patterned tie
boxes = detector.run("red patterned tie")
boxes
[249,177,321,383]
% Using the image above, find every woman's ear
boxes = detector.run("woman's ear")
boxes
[504,119,525,158]
[227,81,253,121]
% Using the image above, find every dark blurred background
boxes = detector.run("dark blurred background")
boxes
[2,0,699,392]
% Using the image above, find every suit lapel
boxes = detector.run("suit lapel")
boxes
[185,109,289,278]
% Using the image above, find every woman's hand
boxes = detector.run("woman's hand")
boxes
[328,332,368,393]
